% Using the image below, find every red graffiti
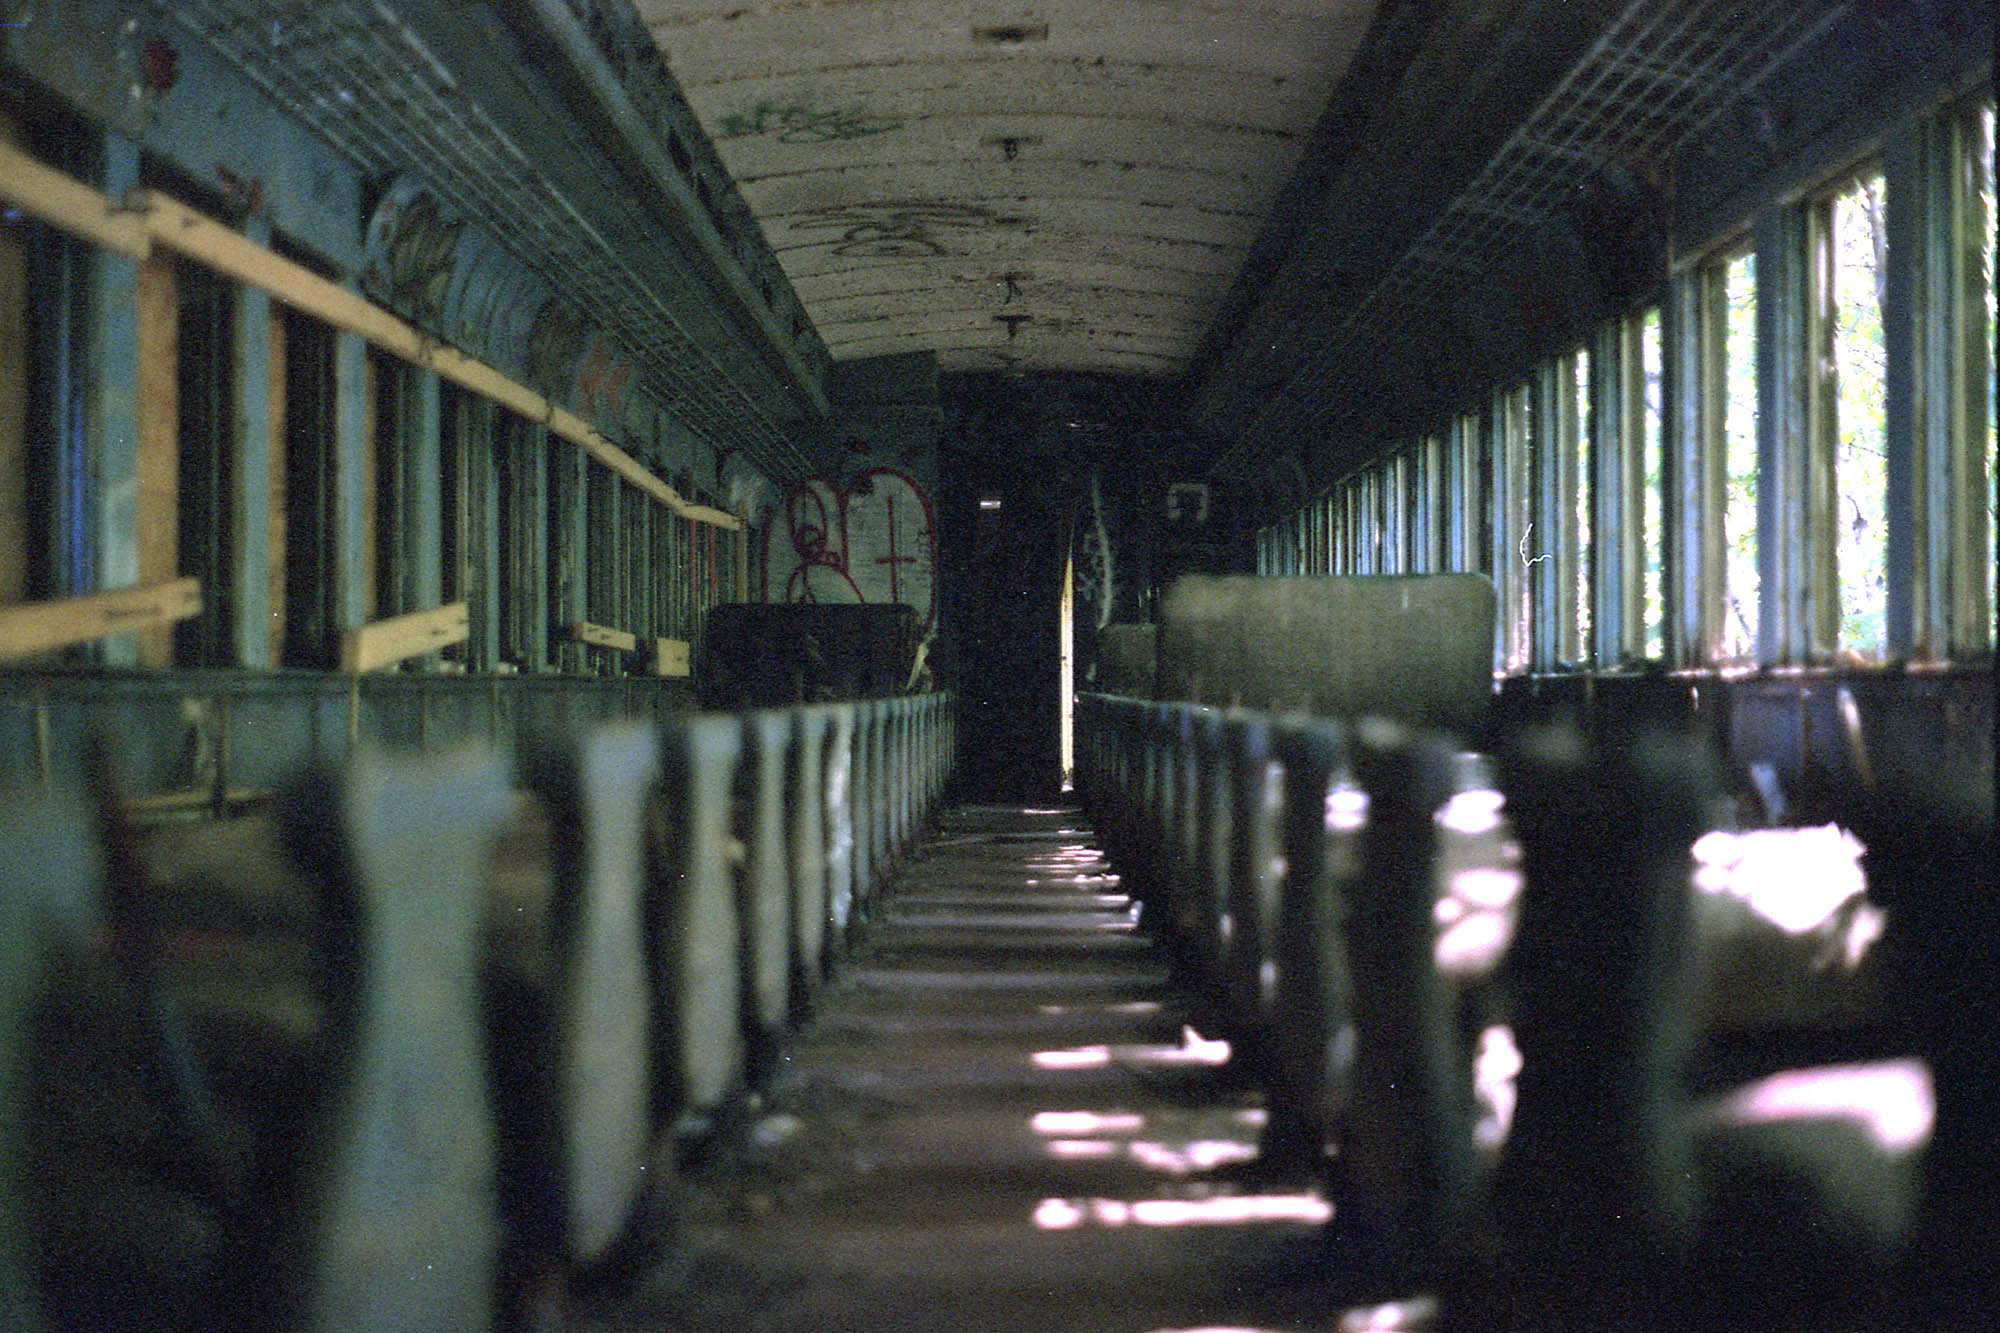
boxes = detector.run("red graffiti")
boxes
[573,337,632,421]
[763,466,936,629]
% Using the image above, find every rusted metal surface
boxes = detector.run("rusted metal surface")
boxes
[642,0,1378,376]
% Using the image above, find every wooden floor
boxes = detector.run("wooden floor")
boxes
[593,806,1373,1332]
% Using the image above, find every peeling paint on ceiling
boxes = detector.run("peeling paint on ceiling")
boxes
[640,1,1378,376]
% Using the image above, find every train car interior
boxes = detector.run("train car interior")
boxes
[1,0,1992,1328]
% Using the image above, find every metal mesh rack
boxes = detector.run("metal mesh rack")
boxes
[1215,0,1853,474]
[163,0,821,480]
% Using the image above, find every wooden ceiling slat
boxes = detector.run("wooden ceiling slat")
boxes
[645,0,1379,378]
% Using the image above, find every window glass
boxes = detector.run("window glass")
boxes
[1829,171,1888,657]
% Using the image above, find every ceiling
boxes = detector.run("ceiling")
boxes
[640,0,1379,379]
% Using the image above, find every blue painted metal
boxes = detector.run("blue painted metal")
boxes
[470,397,501,672]
[332,326,371,635]
[551,442,587,674]
[0,668,700,796]
[1,0,366,268]
[1662,267,1726,667]
[519,423,551,674]
[231,218,274,668]
[1529,355,1579,672]
[1589,315,1644,665]
[403,368,443,625]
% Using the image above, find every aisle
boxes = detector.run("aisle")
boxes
[611,805,1346,1332]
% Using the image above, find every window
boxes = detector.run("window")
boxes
[1827,171,1888,657]
[1722,250,1758,661]
[373,352,444,632]
[280,307,338,668]
[175,258,236,667]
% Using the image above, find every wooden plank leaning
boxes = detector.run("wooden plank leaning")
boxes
[0,141,738,534]
[571,622,639,654]
[0,578,200,662]
[338,602,470,672]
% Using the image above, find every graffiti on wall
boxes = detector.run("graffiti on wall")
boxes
[716,98,903,144]
[790,201,1021,259]
[763,466,936,629]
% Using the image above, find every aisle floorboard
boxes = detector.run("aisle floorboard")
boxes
[599,805,1350,1332]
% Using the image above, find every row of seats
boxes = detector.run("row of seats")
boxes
[0,693,954,1330]
[1073,690,1994,1328]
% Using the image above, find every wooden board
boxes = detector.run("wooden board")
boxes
[128,190,739,532]
[0,140,739,534]
[0,142,24,609]
[652,637,691,677]
[0,578,202,661]
[0,138,150,261]
[134,253,180,666]
[571,621,639,653]
[339,602,470,672]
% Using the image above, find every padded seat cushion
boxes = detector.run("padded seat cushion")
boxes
[1157,574,1495,730]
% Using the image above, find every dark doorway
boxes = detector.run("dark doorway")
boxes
[939,460,1066,804]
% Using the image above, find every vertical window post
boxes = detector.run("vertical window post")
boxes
[1530,357,1580,671]
[551,444,587,673]
[1448,412,1479,574]
[1339,479,1355,575]
[1383,452,1405,575]
[1420,433,1446,573]
[1490,385,1531,674]
[1591,313,1646,664]
[225,220,277,669]
[1663,265,1727,666]
[1755,204,1838,666]
[405,369,443,648]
